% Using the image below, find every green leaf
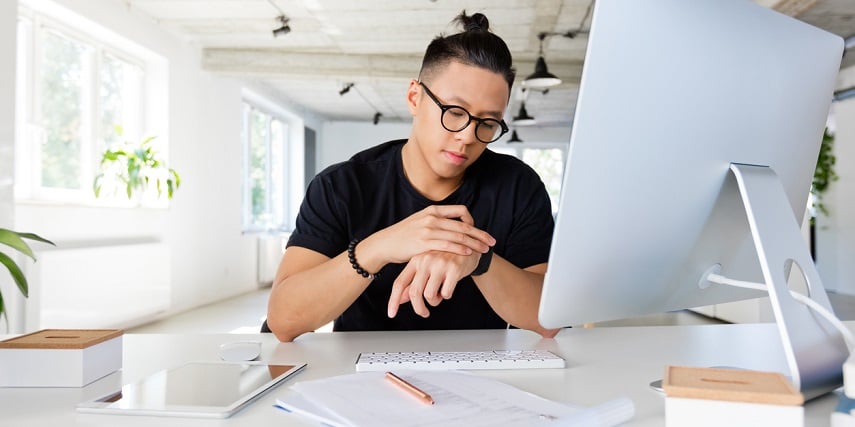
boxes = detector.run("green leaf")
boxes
[167,179,174,199]
[0,251,29,298]
[0,229,36,260]
[0,289,6,331]
[17,233,55,246]
[93,173,103,197]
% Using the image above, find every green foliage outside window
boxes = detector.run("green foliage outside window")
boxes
[811,128,838,224]
[40,31,89,190]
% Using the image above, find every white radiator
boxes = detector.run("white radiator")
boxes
[26,241,171,331]
[257,234,288,286]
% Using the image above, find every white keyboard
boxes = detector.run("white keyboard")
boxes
[355,350,565,371]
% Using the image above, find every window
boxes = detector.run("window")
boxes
[15,8,149,205]
[242,103,290,232]
[492,145,566,214]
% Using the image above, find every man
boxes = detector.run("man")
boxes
[267,11,558,341]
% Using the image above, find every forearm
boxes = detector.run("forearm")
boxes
[473,256,559,338]
[267,249,374,342]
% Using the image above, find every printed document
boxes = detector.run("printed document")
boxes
[275,370,634,427]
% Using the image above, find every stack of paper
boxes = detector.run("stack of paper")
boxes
[275,370,634,427]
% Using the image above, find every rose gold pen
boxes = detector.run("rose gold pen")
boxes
[385,371,435,405]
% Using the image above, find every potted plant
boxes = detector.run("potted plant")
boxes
[809,128,837,259]
[811,128,838,223]
[0,228,54,328]
[93,127,181,202]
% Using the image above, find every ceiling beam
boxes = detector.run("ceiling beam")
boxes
[763,0,821,16]
[202,48,584,84]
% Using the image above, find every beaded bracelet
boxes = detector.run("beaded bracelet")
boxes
[347,238,380,280]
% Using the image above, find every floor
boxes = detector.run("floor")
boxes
[128,287,732,334]
[128,287,855,335]
[129,288,274,334]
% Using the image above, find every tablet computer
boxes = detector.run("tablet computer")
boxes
[77,361,306,418]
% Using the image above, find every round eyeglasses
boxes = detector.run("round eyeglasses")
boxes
[419,82,509,144]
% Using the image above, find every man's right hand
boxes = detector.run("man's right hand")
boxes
[356,205,495,273]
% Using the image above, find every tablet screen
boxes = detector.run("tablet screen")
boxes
[77,361,306,418]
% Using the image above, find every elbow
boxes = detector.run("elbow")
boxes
[268,318,303,342]
[272,329,299,343]
[537,327,561,339]
[267,310,307,342]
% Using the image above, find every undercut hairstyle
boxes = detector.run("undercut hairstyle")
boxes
[418,11,516,91]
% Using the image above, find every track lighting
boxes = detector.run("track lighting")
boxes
[339,83,354,96]
[337,82,386,124]
[272,15,291,37]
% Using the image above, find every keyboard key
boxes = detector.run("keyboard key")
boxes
[355,350,565,371]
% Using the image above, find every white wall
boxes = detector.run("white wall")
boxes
[0,0,19,329]
[320,121,570,170]
[320,121,412,168]
[10,0,261,326]
[0,3,14,227]
[817,65,855,294]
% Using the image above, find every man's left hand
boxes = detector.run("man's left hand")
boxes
[387,250,480,318]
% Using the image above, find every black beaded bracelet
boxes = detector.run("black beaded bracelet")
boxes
[347,238,380,280]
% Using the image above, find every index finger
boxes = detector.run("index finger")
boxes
[439,219,495,249]
[388,266,416,318]
[426,205,474,225]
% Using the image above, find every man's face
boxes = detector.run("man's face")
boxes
[406,61,509,181]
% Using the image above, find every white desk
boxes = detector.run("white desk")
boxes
[0,323,846,426]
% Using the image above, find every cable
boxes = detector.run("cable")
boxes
[578,0,595,32]
[351,84,384,124]
[707,273,855,350]
[266,0,285,15]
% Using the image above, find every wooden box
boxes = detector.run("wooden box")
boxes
[0,329,122,387]
[663,365,804,427]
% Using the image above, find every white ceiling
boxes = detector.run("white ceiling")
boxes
[123,0,855,126]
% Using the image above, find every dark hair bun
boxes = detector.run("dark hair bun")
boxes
[455,11,490,32]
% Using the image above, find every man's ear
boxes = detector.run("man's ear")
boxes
[406,80,420,115]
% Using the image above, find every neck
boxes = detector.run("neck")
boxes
[401,141,463,201]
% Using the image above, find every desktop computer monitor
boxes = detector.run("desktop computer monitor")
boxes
[537,0,846,398]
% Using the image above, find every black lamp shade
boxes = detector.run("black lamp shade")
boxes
[508,130,523,143]
[524,56,561,88]
[512,102,536,126]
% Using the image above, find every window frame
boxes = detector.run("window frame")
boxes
[491,141,568,214]
[15,6,152,207]
[241,99,294,233]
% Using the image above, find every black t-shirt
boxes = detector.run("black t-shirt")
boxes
[287,139,555,331]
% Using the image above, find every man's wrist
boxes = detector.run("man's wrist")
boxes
[347,238,381,280]
[471,247,493,276]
